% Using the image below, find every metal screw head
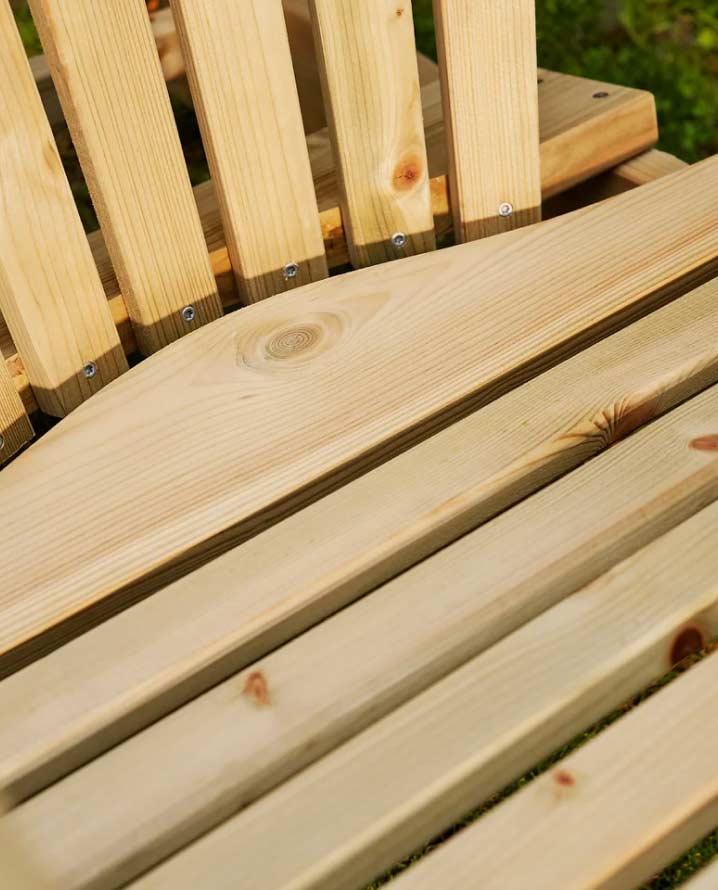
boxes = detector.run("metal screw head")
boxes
[593,91,609,99]
[83,361,97,379]
[498,202,514,218]
[0,434,5,451]
[181,305,196,323]
[283,262,300,280]
[391,232,407,249]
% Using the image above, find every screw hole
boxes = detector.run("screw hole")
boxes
[391,232,407,249]
[0,434,5,450]
[593,91,609,99]
[498,202,514,218]
[283,262,300,280]
[181,305,196,323]
[83,361,97,379]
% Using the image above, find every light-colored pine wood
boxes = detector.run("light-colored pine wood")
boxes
[42,498,718,890]
[27,0,222,355]
[309,0,436,266]
[1,68,659,405]
[390,655,718,890]
[433,0,541,240]
[0,0,127,418]
[171,0,327,303]
[3,280,718,799]
[0,795,55,890]
[0,359,33,467]
[0,157,717,673]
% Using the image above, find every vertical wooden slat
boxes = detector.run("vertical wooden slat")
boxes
[171,0,328,303]
[0,359,33,467]
[27,0,223,355]
[309,0,435,267]
[433,0,542,241]
[0,0,127,418]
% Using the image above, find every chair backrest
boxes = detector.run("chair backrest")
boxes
[0,0,654,467]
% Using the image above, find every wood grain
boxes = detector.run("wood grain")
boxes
[171,0,327,303]
[38,496,718,890]
[0,0,127,417]
[1,68,659,408]
[27,0,222,354]
[309,0,435,266]
[3,280,718,799]
[0,157,717,671]
[433,0,541,240]
[0,358,33,467]
[390,652,718,890]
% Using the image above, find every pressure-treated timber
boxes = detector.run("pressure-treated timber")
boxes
[4,281,718,800]
[390,653,718,890]
[171,0,327,303]
[7,380,718,889]
[1,157,717,672]
[433,0,541,240]
[0,797,54,890]
[1,68,658,406]
[27,0,222,355]
[309,0,436,266]
[21,498,713,890]
[0,0,127,417]
[0,360,33,467]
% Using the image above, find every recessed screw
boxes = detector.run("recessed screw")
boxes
[593,91,609,99]
[83,361,97,379]
[0,434,5,451]
[181,305,196,323]
[391,232,407,248]
[283,262,299,280]
[537,77,544,84]
[498,202,514,218]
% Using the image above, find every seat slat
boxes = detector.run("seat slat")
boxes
[390,650,718,890]
[170,0,328,303]
[0,0,127,418]
[684,858,718,889]
[0,159,717,676]
[27,0,222,355]
[0,796,54,890]
[48,498,718,890]
[309,0,436,266]
[434,0,542,240]
[3,280,718,800]
[0,359,33,467]
[7,380,718,889]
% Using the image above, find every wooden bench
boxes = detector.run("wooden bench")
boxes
[1,1,717,888]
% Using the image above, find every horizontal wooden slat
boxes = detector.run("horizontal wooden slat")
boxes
[390,653,718,890]
[0,359,33,467]
[0,0,127,418]
[2,67,659,406]
[310,0,436,266]
[434,0,541,240]
[7,377,718,888]
[0,796,54,890]
[171,0,328,301]
[3,280,718,799]
[0,157,717,674]
[28,0,222,354]
[88,499,718,890]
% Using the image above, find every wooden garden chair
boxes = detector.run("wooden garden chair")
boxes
[1,1,718,888]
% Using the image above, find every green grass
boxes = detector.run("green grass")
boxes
[12,1,718,885]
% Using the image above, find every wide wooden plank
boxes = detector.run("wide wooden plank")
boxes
[309,0,436,266]
[28,0,222,354]
[39,498,718,890]
[0,359,33,467]
[390,655,718,890]
[433,0,541,240]
[1,68,658,404]
[0,797,54,890]
[0,0,127,417]
[171,0,327,303]
[3,280,718,800]
[2,158,715,673]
